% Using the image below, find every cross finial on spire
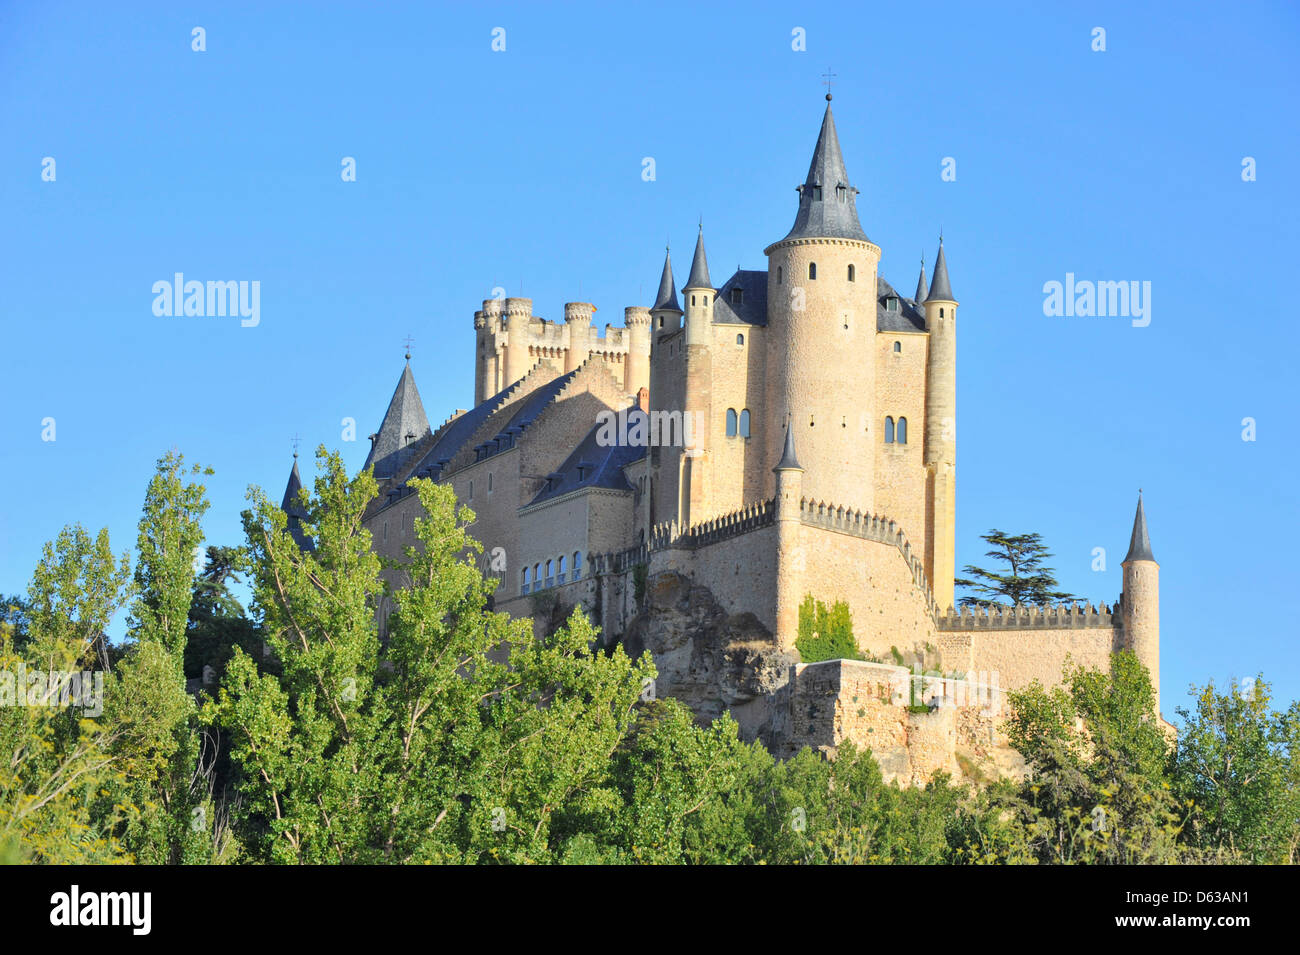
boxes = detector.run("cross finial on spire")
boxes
[822,68,836,100]
[402,334,415,360]
[291,433,301,459]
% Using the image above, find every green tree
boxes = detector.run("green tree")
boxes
[954,530,1077,608]
[795,595,860,663]
[1173,676,1300,863]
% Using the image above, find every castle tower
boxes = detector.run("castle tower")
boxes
[1121,492,1161,713]
[763,96,881,510]
[679,227,715,523]
[624,306,651,396]
[563,302,595,373]
[914,254,927,304]
[476,298,504,404]
[650,246,682,338]
[501,297,533,388]
[923,239,958,610]
[772,423,805,649]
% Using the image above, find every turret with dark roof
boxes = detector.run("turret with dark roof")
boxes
[773,421,803,472]
[651,246,682,312]
[914,255,928,304]
[684,226,713,290]
[1123,492,1155,563]
[926,238,954,302]
[363,358,431,481]
[781,96,870,243]
[280,455,314,551]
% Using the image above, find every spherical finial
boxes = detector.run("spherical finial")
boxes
[825,92,832,101]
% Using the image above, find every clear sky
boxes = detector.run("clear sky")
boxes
[2,1,1297,716]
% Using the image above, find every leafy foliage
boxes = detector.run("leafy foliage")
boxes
[795,594,860,663]
[954,530,1076,608]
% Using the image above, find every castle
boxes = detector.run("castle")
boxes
[282,97,1162,783]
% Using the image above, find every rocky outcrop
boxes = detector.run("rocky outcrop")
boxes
[621,572,798,742]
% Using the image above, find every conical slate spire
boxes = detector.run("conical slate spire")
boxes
[280,456,314,551]
[685,226,712,290]
[782,98,869,243]
[363,360,431,480]
[1123,492,1155,563]
[651,246,681,312]
[914,255,927,303]
[926,238,954,302]
[773,420,803,472]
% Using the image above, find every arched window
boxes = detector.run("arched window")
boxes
[808,262,817,280]
[534,563,541,586]
[487,472,493,492]
[545,559,554,587]
[885,416,895,443]
[691,294,696,306]
[940,307,945,318]
[573,551,582,580]
[848,264,856,282]
[739,409,751,438]
[557,555,566,584]
[726,408,738,437]
[658,317,663,328]
[736,333,744,345]
[893,341,901,353]
[777,266,783,284]
[897,417,908,444]
[522,566,531,595]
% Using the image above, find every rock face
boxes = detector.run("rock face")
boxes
[621,572,798,742]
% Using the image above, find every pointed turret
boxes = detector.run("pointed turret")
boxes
[773,420,803,472]
[1123,491,1155,563]
[280,455,313,551]
[684,226,712,291]
[363,358,431,481]
[782,96,869,243]
[652,246,682,312]
[914,255,928,303]
[926,238,954,302]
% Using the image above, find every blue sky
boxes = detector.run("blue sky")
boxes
[2,1,1297,716]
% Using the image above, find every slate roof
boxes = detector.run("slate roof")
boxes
[712,270,769,326]
[773,422,802,471]
[1123,493,1155,563]
[915,260,928,304]
[652,248,681,312]
[279,457,314,551]
[470,370,580,466]
[685,228,713,289]
[363,362,431,480]
[782,100,871,244]
[876,276,927,333]
[527,409,648,507]
[927,240,954,302]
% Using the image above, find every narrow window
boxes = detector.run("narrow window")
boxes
[848,264,856,282]
[691,294,696,306]
[545,559,553,587]
[885,416,895,443]
[522,567,531,595]
[739,409,751,438]
[468,480,473,500]
[893,341,901,353]
[736,333,744,345]
[812,185,822,200]
[534,563,541,586]
[726,408,738,437]
[940,307,945,318]
[777,266,783,284]
[487,472,493,492]
[897,417,908,444]
[808,263,817,280]
[557,555,566,584]
[573,551,582,580]
[658,317,663,328]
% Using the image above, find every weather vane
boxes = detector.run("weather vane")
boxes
[402,334,415,359]
[822,68,837,99]
[291,433,301,458]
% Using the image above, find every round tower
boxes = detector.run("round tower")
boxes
[501,297,533,387]
[922,239,958,610]
[478,298,504,404]
[1120,492,1161,714]
[624,306,651,396]
[650,246,683,339]
[563,302,595,373]
[764,96,880,512]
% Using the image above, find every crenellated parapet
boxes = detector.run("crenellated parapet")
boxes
[797,497,937,616]
[589,499,777,575]
[936,601,1116,631]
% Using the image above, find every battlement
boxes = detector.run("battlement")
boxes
[798,497,938,617]
[936,601,1116,631]
[589,499,777,575]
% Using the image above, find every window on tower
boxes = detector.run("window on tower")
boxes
[809,263,817,280]
[777,266,783,284]
[848,264,856,282]
[726,408,737,437]
[885,416,895,443]
[893,341,902,352]
[736,333,744,345]
[897,418,908,444]
[739,409,751,438]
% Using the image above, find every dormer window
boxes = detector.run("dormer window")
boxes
[886,296,899,312]
[730,287,744,304]
[836,183,847,202]
[811,185,822,201]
